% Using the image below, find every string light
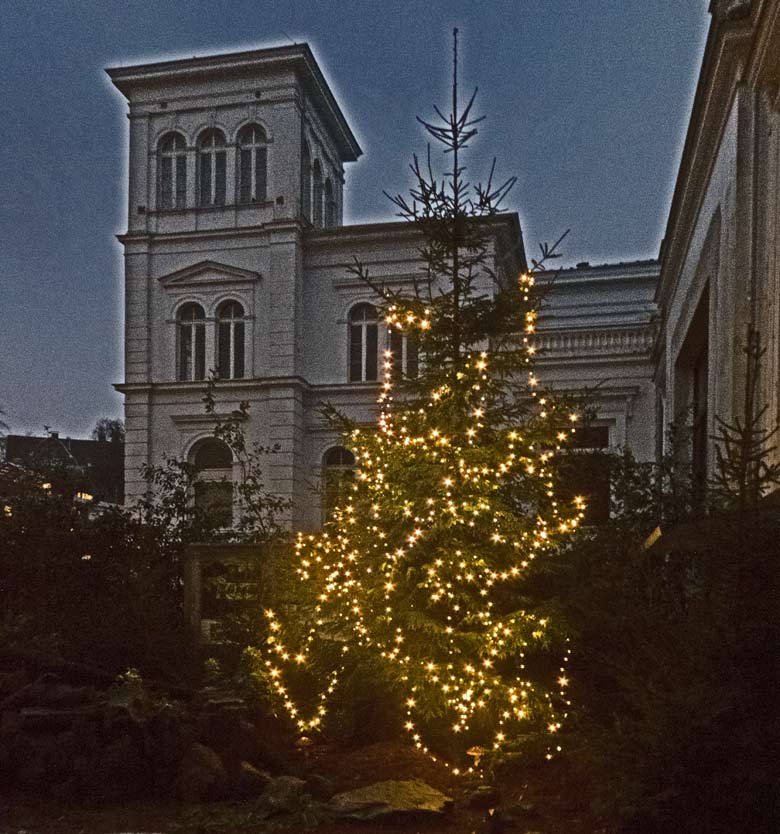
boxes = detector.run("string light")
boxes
[261,274,581,772]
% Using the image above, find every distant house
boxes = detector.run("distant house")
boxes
[3,433,124,504]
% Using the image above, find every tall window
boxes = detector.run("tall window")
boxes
[559,425,611,525]
[177,303,206,381]
[349,304,378,382]
[388,328,419,378]
[217,300,245,380]
[158,132,187,209]
[324,178,336,227]
[301,141,311,221]
[312,159,324,227]
[322,446,356,519]
[197,129,226,207]
[191,438,233,527]
[237,124,267,204]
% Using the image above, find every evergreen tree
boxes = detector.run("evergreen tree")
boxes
[259,30,582,771]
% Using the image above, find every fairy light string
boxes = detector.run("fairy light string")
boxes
[262,272,582,773]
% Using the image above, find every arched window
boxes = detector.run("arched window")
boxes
[191,438,233,527]
[301,141,311,222]
[237,124,267,204]
[158,132,187,209]
[324,178,336,227]
[322,446,356,519]
[216,300,245,380]
[349,304,378,382]
[312,159,324,227]
[388,327,419,378]
[177,303,206,381]
[197,129,226,207]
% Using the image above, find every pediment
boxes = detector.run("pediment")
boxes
[159,260,260,288]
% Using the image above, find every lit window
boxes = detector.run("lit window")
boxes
[237,124,267,204]
[349,304,378,382]
[324,178,336,227]
[301,141,312,221]
[191,438,233,527]
[197,129,226,207]
[322,446,356,519]
[158,132,187,209]
[312,159,324,227]
[177,303,206,381]
[388,327,419,378]
[216,300,245,380]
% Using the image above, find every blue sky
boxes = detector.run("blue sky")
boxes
[0,0,709,437]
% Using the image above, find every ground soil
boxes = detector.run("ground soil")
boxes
[0,740,612,834]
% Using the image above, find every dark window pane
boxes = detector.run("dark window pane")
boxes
[160,156,172,209]
[365,324,378,381]
[349,324,363,382]
[234,322,245,378]
[194,440,232,469]
[389,330,402,366]
[200,153,211,206]
[194,324,206,380]
[176,155,187,207]
[256,147,267,202]
[218,322,231,378]
[194,481,233,527]
[570,425,609,449]
[215,152,226,205]
[240,148,252,203]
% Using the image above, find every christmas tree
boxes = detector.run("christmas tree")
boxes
[259,30,583,772]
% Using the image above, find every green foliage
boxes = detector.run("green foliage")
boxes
[261,32,579,770]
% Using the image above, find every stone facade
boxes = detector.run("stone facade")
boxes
[656,0,780,477]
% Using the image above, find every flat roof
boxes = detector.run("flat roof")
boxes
[107,43,362,162]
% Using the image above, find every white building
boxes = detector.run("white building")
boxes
[107,45,661,529]
[656,0,780,485]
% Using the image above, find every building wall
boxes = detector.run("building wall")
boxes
[657,0,780,473]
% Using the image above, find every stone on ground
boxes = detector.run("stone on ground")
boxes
[329,778,453,819]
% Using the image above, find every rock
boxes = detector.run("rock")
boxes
[16,706,101,733]
[260,774,308,814]
[233,760,273,798]
[330,778,453,820]
[304,773,335,800]
[467,784,501,809]
[0,674,96,711]
[175,742,228,802]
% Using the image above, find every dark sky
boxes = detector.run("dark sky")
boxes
[0,0,710,438]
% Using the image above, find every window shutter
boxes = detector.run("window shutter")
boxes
[365,324,378,381]
[179,324,192,380]
[218,322,231,378]
[199,153,211,206]
[349,325,363,382]
[215,152,226,205]
[195,323,206,380]
[160,156,173,209]
[240,148,252,203]
[176,155,187,208]
[234,321,245,378]
[256,146,267,202]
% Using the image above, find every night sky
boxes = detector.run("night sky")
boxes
[0,0,709,437]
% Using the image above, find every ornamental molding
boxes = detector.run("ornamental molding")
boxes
[534,324,656,358]
[158,260,261,288]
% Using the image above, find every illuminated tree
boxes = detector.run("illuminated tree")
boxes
[258,30,582,771]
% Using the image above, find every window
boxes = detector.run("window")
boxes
[349,304,378,382]
[197,129,226,207]
[324,178,336,227]
[191,438,233,527]
[559,425,611,525]
[216,300,245,380]
[322,446,356,519]
[177,303,206,381]
[301,141,311,221]
[158,132,187,209]
[388,327,419,378]
[312,159,324,227]
[237,124,267,204]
